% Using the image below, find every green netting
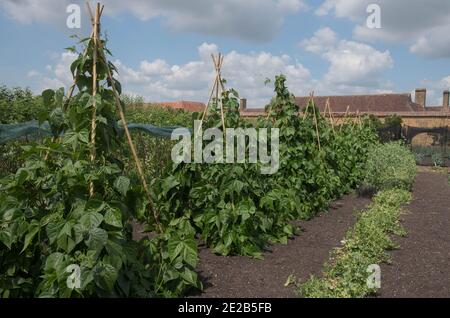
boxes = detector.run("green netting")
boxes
[0,121,190,144]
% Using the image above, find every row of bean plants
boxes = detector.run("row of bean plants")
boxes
[153,75,378,258]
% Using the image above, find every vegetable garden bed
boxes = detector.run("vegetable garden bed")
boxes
[185,193,371,298]
[377,172,450,298]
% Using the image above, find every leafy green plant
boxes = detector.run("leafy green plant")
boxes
[384,115,403,128]
[121,94,144,112]
[362,141,416,192]
[0,85,52,125]
[125,106,194,180]
[363,115,382,130]
[262,75,378,219]
[0,28,200,298]
[298,189,412,298]
[154,90,287,258]
[0,85,58,177]
[432,152,444,167]
[155,75,377,258]
[414,152,425,165]
[363,114,403,143]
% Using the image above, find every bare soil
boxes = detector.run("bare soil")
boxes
[189,194,371,298]
[133,171,450,298]
[377,172,450,298]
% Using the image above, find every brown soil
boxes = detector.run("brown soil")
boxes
[189,194,371,298]
[378,172,450,298]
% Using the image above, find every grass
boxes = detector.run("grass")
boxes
[297,189,412,298]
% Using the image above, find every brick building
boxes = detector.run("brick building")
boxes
[240,89,450,115]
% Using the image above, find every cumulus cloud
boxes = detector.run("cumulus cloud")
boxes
[116,44,311,107]
[32,43,311,108]
[300,27,338,53]
[315,0,450,59]
[300,27,394,93]
[0,0,307,42]
[29,51,77,92]
[0,0,67,24]
[323,40,393,86]
[32,31,397,107]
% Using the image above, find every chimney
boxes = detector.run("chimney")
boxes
[240,98,247,111]
[415,88,427,108]
[443,90,449,111]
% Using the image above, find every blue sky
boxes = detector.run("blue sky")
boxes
[0,0,449,108]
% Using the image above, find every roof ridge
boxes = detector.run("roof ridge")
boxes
[295,93,411,98]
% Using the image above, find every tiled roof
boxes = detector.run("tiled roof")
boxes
[295,94,423,113]
[425,106,447,112]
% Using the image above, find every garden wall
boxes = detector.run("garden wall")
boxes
[241,110,450,146]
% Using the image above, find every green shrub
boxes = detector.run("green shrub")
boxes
[384,114,403,128]
[0,85,57,177]
[363,141,416,191]
[0,85,51,124]
[123,106,194,180]
[298,189,411,298]
[0,37,201,298]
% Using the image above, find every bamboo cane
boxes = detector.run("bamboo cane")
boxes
[96,21,163,234]
[311,95,321,150]
[88,3,100,197]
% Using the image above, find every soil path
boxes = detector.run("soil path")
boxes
[190,194,371,298]
[378,172,450,298]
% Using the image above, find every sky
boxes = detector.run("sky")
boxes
[0,0,449,108]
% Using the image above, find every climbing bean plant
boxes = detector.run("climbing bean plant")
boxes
[155,75,378,258]
[0,32,201,297]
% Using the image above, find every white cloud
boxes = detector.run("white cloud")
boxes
[301,28,394,93]
[32,43,311,108]
[0,0,66,24]
[30,51,77,92]
[140,59,171,76]
[0,0,307,42]
[27,70,41,78]
[277,0,308,11]
[316,0,450,58]
[300,27,338,53]
[198,43,219,61]
[323,40,393,86]
[31,32,397,107]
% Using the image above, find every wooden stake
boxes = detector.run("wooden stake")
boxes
[198,53,227,134]
[311,95,321,150]
[325,98,336,134]
[339,105,350,132]
[216,54,226,132]
[63,3,104,110]
[93,6,163,233]
[88,3,100,197]
[45,4,101,161]
[303,92,314,121]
